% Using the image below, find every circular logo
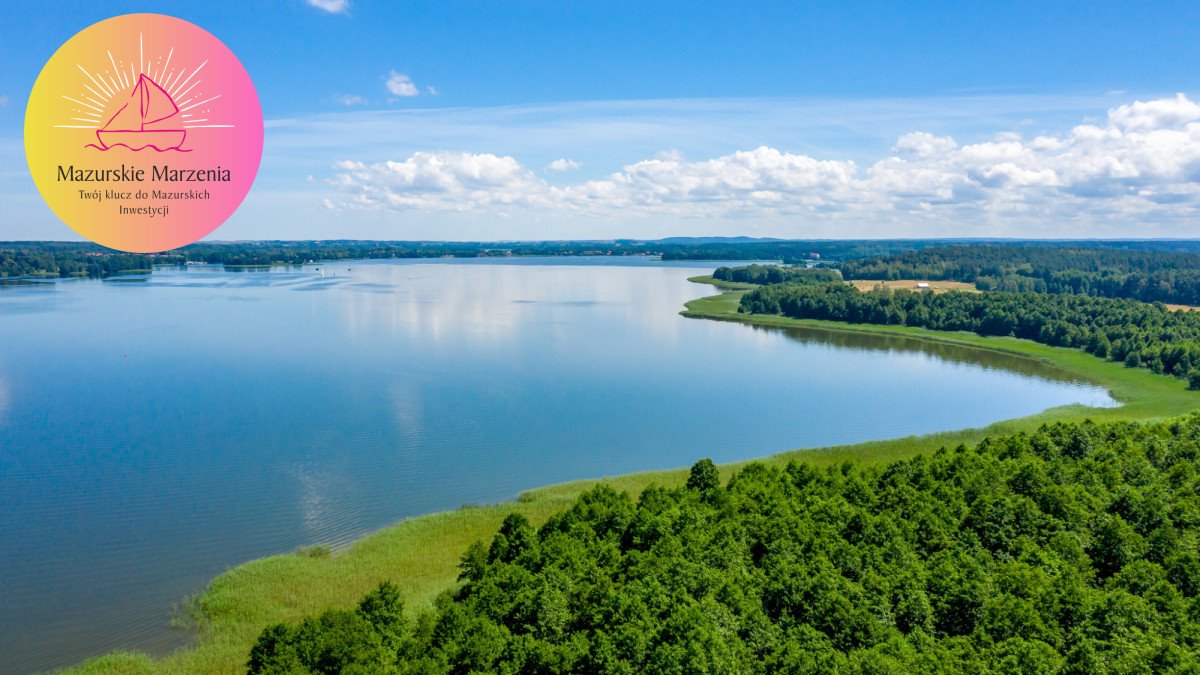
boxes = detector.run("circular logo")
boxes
[24,14,263,253]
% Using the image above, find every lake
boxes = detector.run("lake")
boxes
[0,258,1115,673]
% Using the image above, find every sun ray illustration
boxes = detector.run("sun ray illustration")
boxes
[175,79,202,102]
[77,64,113,98]
[155,47,174,84]
[180,94,219,112]
[165,67,186,94]
[82,85,108,102]
[62,95,103,113]
[56,40,233,140]
[107,51,125,89]
[170,60,207,98]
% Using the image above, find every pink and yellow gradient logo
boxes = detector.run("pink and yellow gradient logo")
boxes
[25,14,263,253]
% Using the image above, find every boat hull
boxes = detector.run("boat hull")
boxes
[95,130,187,151]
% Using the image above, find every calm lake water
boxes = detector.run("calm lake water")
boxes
[0,259,1115,673]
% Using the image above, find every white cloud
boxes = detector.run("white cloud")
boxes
[385,71,419,97]
[892,132,957,159]
[330,152,548,209]
[0,95,7,108]
[334,94,367,106]
[426,85,438,96]
[1108,93,1200,132]
[324,94,1200,234]
[544,158,582,172]
[306,0,349,13]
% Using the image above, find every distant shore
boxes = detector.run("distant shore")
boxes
[71,276,1200,674]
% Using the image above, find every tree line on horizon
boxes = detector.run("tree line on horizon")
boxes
[5,240,1200,281]
[0,243,153,279]
[0,240,866,277]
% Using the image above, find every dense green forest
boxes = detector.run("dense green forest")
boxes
[176,241,656,266]
[0,242,153,278]
[5,240,1200,280]
[712,264,841,285]
[0,239,932,277]
[0,240,865,277]
[658,240,935,263]
[739,283,1200,385]
[840,246,1200,306]
[248,415,1200,673]
[658,239,1200,263]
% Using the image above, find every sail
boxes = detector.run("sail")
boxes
[100,74,180,132]
[139,75,179,126]
[100,101,141,132]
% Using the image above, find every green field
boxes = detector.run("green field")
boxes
[71,278,1200,674]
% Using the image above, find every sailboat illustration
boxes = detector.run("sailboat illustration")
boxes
[94,73,188,152]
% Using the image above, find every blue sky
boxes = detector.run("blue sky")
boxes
[3,0,1200,241]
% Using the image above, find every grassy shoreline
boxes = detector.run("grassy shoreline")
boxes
[72,277,1200,674]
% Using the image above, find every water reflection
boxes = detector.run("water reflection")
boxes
[0,279,56,288]
[0,377,9,427]
[757,323,1111,388]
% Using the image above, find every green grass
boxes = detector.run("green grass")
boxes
[685,274,758,291]
[68,279,1200,674]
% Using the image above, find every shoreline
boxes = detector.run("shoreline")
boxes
[71,276,1200,674]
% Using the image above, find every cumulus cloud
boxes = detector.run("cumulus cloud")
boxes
[333,94,367,106]
[544,158,582,173]
[892,132,957,159]
[306,0,349,13]
[385,71,419,97]
[1108,93,1200,132]
[325,94,1200,230]
[330,152,549,210]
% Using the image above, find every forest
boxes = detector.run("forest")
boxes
[739,283,1200,386]
[839,246,1200,306]
[4,240,1200,282]
[0,240,858,277]
[248,415,1200,673]
[0,242,152,278]
[712,264,841,285]
[7,237,1200,282]
[657,240,934,262]
[174,241,656,266]
[0,239,927,277]
[657,239,1200,263]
